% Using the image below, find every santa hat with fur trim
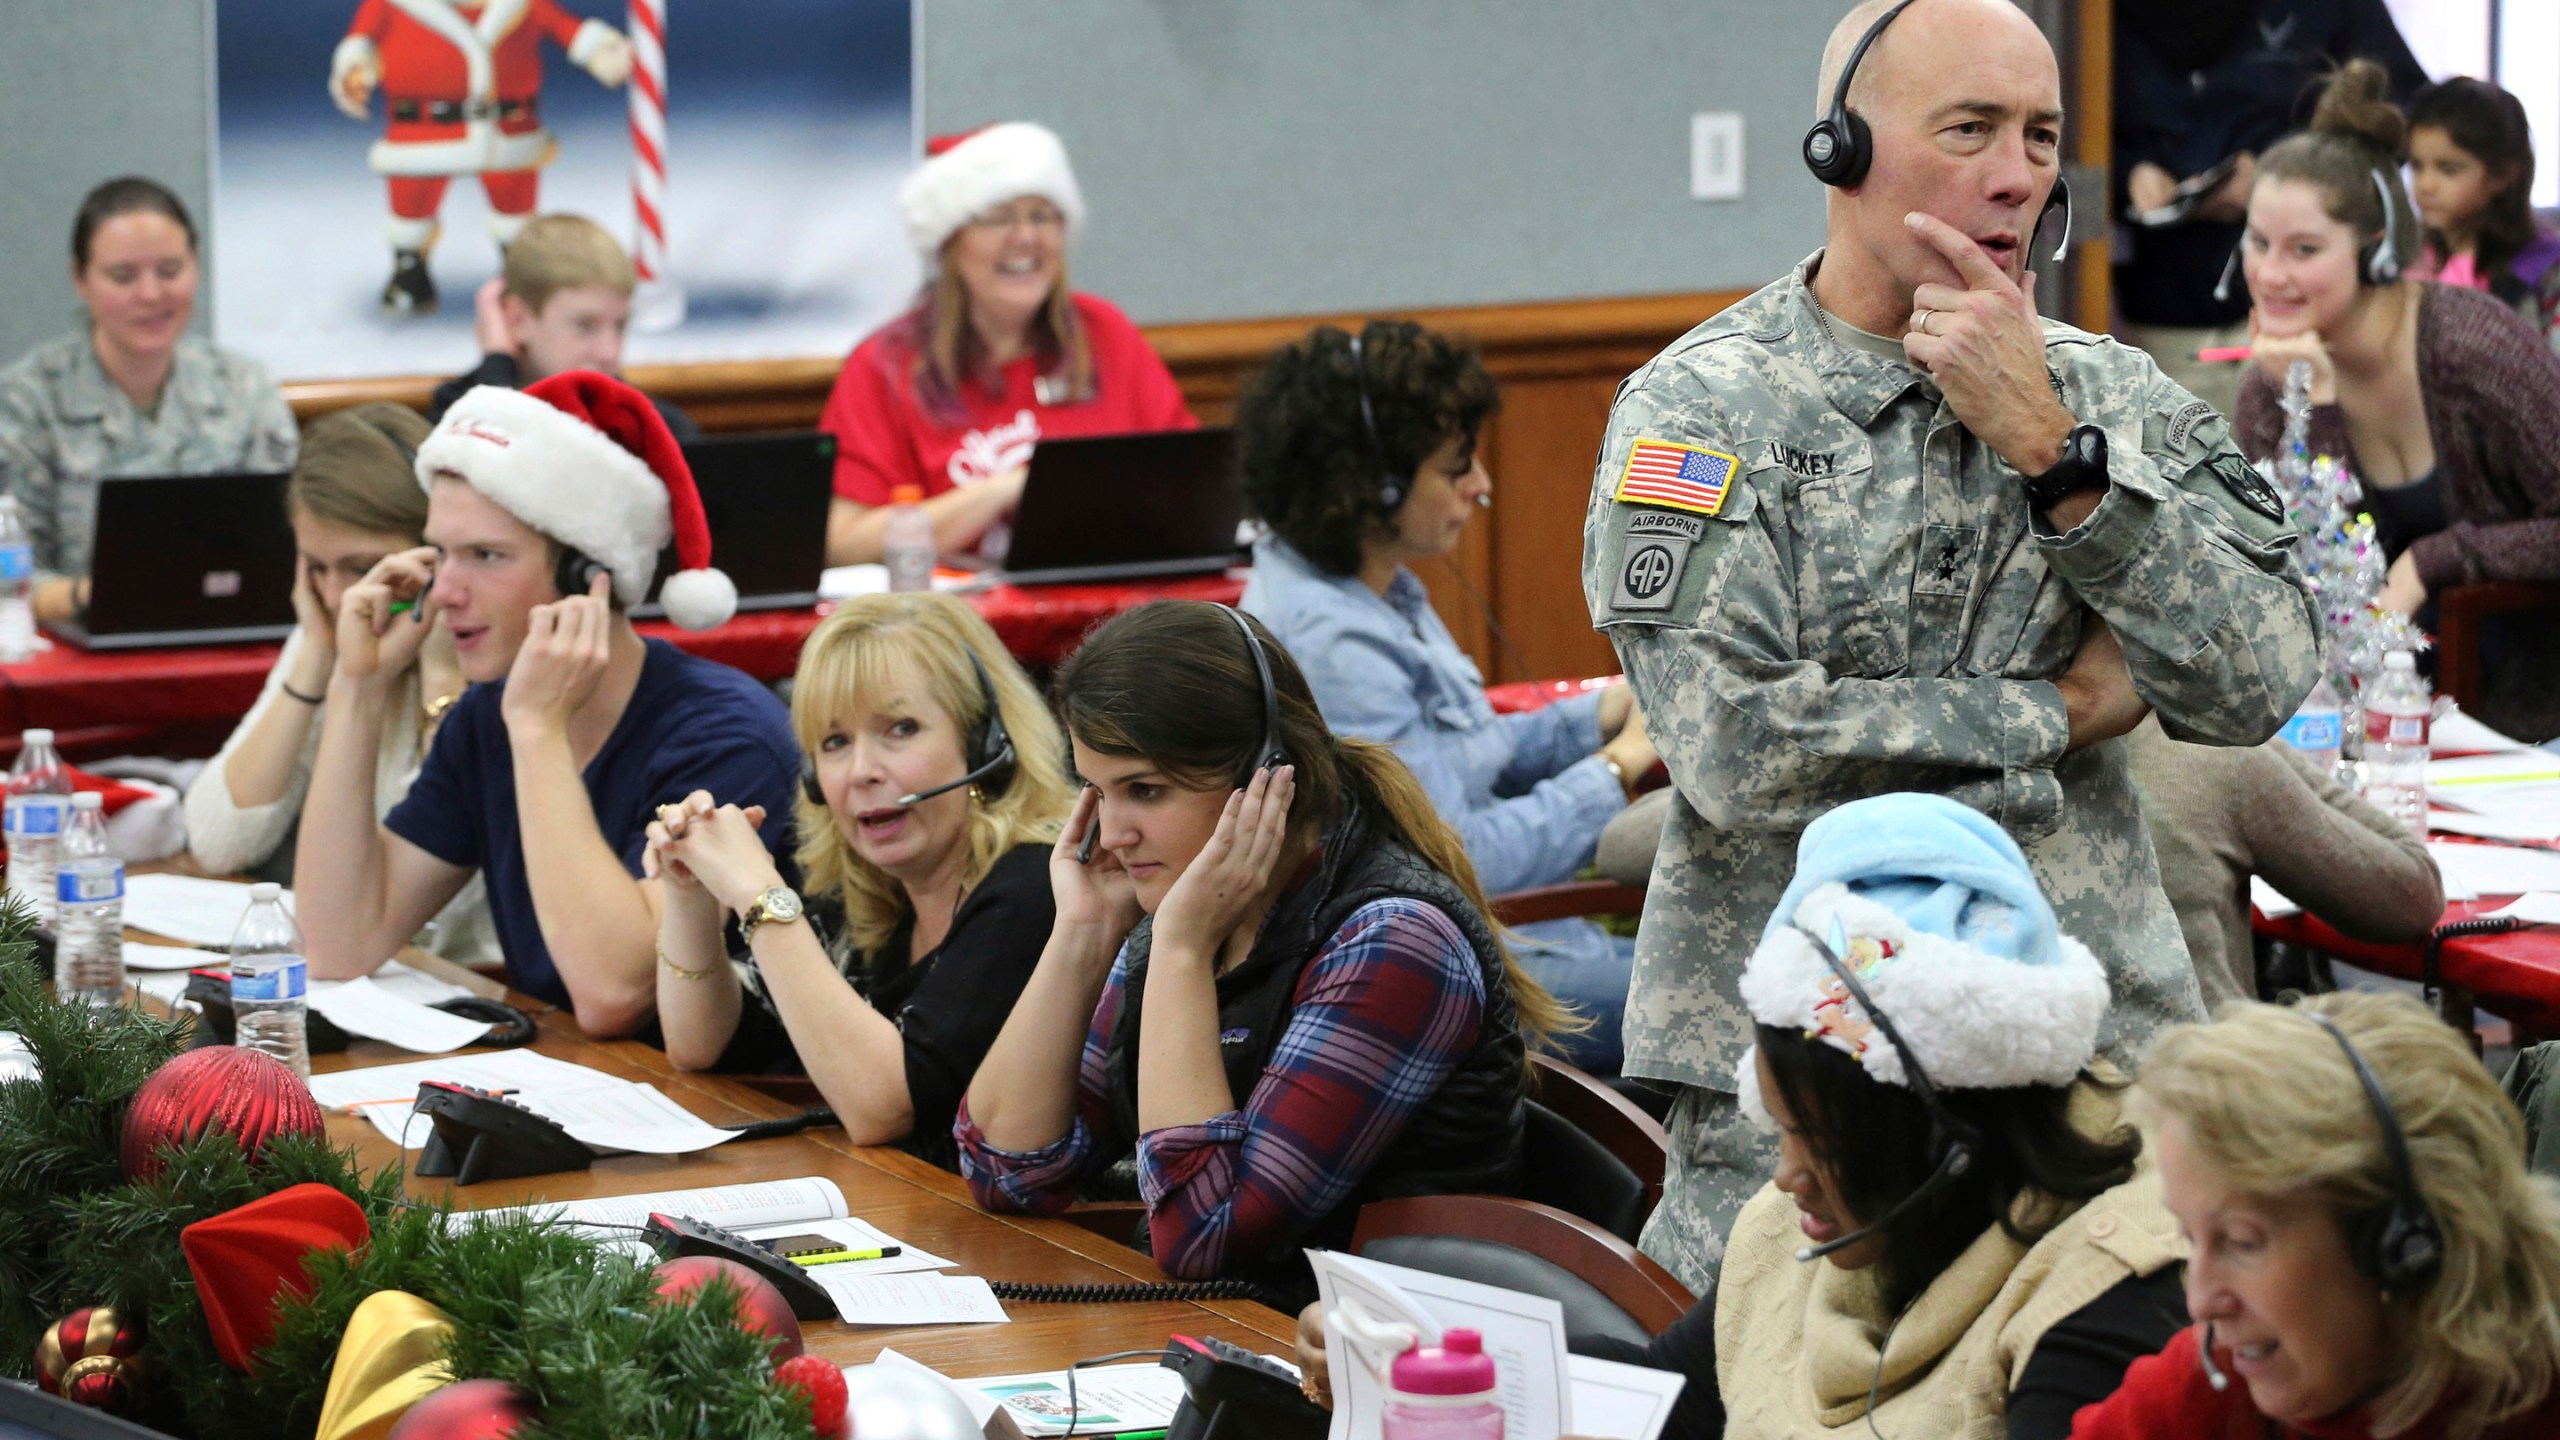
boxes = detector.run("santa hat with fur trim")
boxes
[1732,792,2110,1128]
[900,122,1085,256]
[415,371,737,630]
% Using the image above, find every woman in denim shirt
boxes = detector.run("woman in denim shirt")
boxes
[1237,320,1656,1072]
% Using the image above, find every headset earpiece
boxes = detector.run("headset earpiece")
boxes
[2305,1009,2443,1293]
[1802,0,1917,190]
[554,546,606,600]
[800,756,825,808]
[800,647,1018,813]
[1220,605,1287,784]
[2035,173,2074,266]
[1347,329,1404,511]
[2361,168,2404,286]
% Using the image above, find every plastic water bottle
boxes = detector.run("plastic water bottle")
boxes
[53,792,123,1005]
[884,483,935,592]
[1383,1328,1503,1440]
[228,883,310,1081]
[2362,650,2431,836]
[6,729,72,926]
[0,495,36,663]
[2278,675,2346,777]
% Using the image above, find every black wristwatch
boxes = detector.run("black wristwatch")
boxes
[2022,423,2109,513]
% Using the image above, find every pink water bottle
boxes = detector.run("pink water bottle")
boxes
[1383,1328,1503,1440]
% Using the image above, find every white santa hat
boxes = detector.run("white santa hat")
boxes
[414,370,737,630]
[899,122,1085,256]
[1731,792,2112,1129]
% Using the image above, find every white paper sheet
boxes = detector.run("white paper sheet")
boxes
[2432,706,2533,756]
[873,1349,1006,1431]
[122,942,224,971]
[811,1270,1010,1326]
[1565,1355,1686,1440]
[2429,809,2560,843]
[1311,1249,1572,1440]
[459,1176,851,1238]
[2428,753,2560,823]
[121,874,280,946]
[307,1048,742,1156]
[960,1363,1188,1435]
[2427,842,2560,900]
[2485,893,2560,926]
[733,1215,954,1276]
[307,976,491,1053]
[2250,876,2302,919]
[132,972,194,1005]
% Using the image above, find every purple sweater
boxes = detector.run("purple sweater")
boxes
[2236,283,2560,593]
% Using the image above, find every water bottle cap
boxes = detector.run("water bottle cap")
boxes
[250,882,283,901]
[892,484,925,504]
[70,791,101,810]
[2384,650,2416,670]
[22,728,51,745]
[1389,1328,1497,1396]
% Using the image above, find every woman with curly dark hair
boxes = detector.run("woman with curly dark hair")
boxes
[1236,320,1657,1073]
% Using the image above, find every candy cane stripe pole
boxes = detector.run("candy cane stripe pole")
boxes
[628,0,684,328]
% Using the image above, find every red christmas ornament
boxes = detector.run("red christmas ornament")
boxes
[775,1354,849,1438]
[384,1378,534,1440]
[120,1046,325,1181]
[651,1255,805,1360]
[34,1305,146,1414]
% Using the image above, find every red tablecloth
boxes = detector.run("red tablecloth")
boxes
[0,572,1244,760]
[2255,892,2560,1037]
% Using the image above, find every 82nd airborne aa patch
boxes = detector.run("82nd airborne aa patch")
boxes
[1610,509,1704,613]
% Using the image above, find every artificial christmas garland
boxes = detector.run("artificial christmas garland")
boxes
[0,938,826,1439]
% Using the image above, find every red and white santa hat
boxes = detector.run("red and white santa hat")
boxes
[899,121,1085,256]
[414,371,737,630]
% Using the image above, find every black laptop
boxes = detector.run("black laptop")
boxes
[632,431,835,619]
[47,472,297,650]
[998,428,1244,586]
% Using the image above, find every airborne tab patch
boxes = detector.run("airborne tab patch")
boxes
[1614,438,1738,516]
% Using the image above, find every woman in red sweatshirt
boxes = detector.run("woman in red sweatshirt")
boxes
[2071,993,2560,1440]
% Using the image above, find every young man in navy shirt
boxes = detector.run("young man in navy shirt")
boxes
[295,371,798,1037]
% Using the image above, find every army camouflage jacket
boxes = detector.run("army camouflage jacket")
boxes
[1582,254,2318,1092]
[0,330,298,586]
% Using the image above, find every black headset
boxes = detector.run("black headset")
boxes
[2213,166,2405,303]
[799,647,1018,810]
[1223,603,1288,783]
[2306,1009,2443,1293]
[1803,0,2073,265]
[553,547,608,601]
[1789,915,1986,1263]
[1345,328,1406,512]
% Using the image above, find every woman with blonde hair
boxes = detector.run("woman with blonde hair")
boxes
[648,593,1072,1168]
[819,122,1194,565]
[2071,991,2560,1439]
[958,600,1570,1309]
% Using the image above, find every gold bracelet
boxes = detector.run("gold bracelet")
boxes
[657,944,722,981]
[1601,753,1634,800]
[423,690,463,725]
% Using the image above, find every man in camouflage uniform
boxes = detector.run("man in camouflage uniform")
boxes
[1582,0,2319,1291]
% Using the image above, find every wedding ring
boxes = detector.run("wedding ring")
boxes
[658,803,684,826]
[1912,308,1934,335]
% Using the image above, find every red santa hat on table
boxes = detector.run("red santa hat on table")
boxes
[414,370,737,630]
[899,121,1085,256]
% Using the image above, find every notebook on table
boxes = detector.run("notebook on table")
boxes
[45,472,296,651]
[997,427,1243,586]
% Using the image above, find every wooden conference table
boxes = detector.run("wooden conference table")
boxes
[276,959,1298,1375]
[2,572,1247,763]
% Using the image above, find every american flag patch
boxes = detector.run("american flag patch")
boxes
[1613,439,1738,516]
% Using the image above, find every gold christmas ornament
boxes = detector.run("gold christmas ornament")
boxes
[314,1290,457,1440]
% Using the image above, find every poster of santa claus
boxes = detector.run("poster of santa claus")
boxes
[212,0,916,380]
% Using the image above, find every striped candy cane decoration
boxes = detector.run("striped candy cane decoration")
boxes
[627,0,685,329]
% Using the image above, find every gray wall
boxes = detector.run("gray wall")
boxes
[0,1,219,363]
[0,0,1843,364]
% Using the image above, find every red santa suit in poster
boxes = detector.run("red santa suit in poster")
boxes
[329,0,632,315]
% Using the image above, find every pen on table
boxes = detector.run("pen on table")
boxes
[339,1087,513,1114]
[787,1245,901,1266]
[1113,1428,1171,1439]
[2196,345,2253,363]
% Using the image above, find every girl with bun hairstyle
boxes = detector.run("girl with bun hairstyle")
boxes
[2231,61,2560,743]
[2407,77,2560,354]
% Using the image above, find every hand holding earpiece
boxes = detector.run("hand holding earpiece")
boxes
[334,546,440,685]
[1900,213,2079,477]
[501,568,615,742]
[1050,785,1140,937]
[1153,765,1297,960]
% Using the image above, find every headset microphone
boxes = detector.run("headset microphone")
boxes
[801,648,1018,811]
[2213,241,2245,305]
[2197,1324,2232,1392]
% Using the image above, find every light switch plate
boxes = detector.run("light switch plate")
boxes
[1691,112,1744,201]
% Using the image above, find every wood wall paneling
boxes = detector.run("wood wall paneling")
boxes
[283,288,1744,681]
